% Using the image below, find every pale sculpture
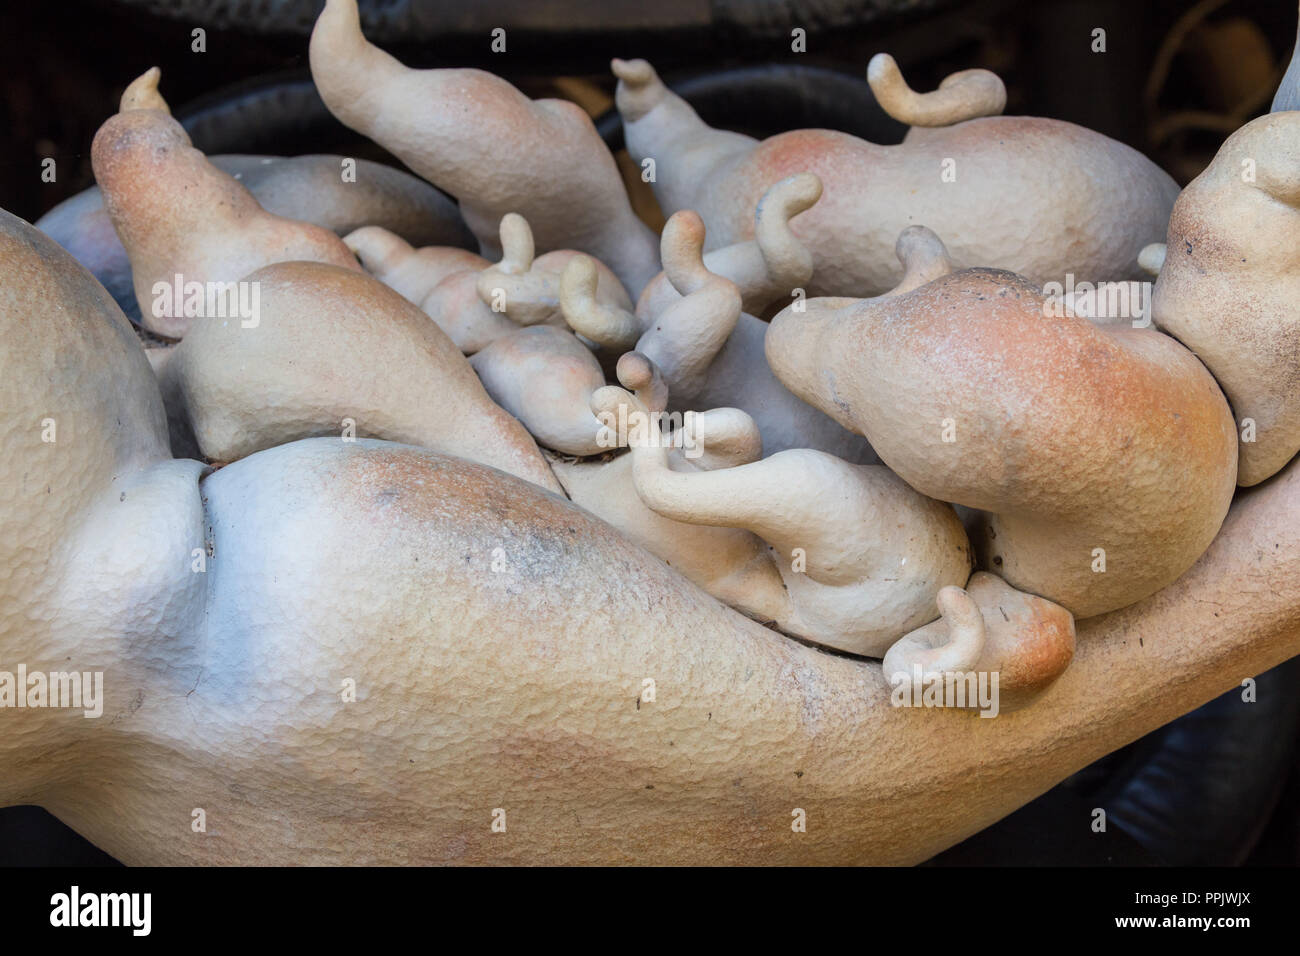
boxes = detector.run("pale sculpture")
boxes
[5,0,1300,865]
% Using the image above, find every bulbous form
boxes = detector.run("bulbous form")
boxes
[310,0,659,295]
[1152,109,1300,486]
[4,205,1300,865]
[155,260,562,493]
[615,56,1179,297]
[767,238,1238,618]
[91,69,361,338]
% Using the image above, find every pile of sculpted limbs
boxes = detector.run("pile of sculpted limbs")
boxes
[4,0,1300,864]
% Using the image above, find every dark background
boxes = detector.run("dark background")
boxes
[5,0,1298,223]
[1,0,1298,866]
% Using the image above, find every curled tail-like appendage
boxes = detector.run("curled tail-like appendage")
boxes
[608,351,762,469]
[611,58,671,123]
[494,212,535,274]
[638,212,742,401]
[661,210,713,296]
[345,226,415,280]
[691,408,764,470]
[882,572,1076,713]
[753,172,821,299]
[589,386,759,532]
[561,255,643,350]
[614,351,668,415]
[867,53,1005,127]
[635,173,822,320]
[886,225,955,296]
[475,214,561,327]
[309,0,408,112]
[462,216,638,337]
[882,586,986,679]
[345,226,488,309]
[589,353,676,459]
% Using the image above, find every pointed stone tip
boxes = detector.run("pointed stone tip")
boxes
[866,53,896,85]
[120,67,170,114]
[497,213,534,272]
[616,351,655,392]
[611,58,654,86]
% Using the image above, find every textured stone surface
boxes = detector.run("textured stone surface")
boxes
[158,260,562,492]
[92,98,361,337]
[36,154,472,324]
[1153,111,1300,486]
[22,438,1300,865]
[2,205,1298,863]
[768,267,1238,618]
[621,63,1179,297]
[309,0,661,295]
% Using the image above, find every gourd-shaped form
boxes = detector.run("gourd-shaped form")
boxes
[349,213,632,457]
[614,54,1178,296]
[345,226,507,353]
[472,214,633,338]
[0,206,178,653]
[562,177,875,462]
[154,260,562,492]
[581,354,972,656]
[6,204,1300,864]
[1151,103,1300,486]
[766,227,1238,618]
[883,573,1076,714]
[309,0,660,295]
[348,214,631,355]
[552,355,788,617]
[90,68,361,337]
[38,152,472,324]
[471,326,609,457]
